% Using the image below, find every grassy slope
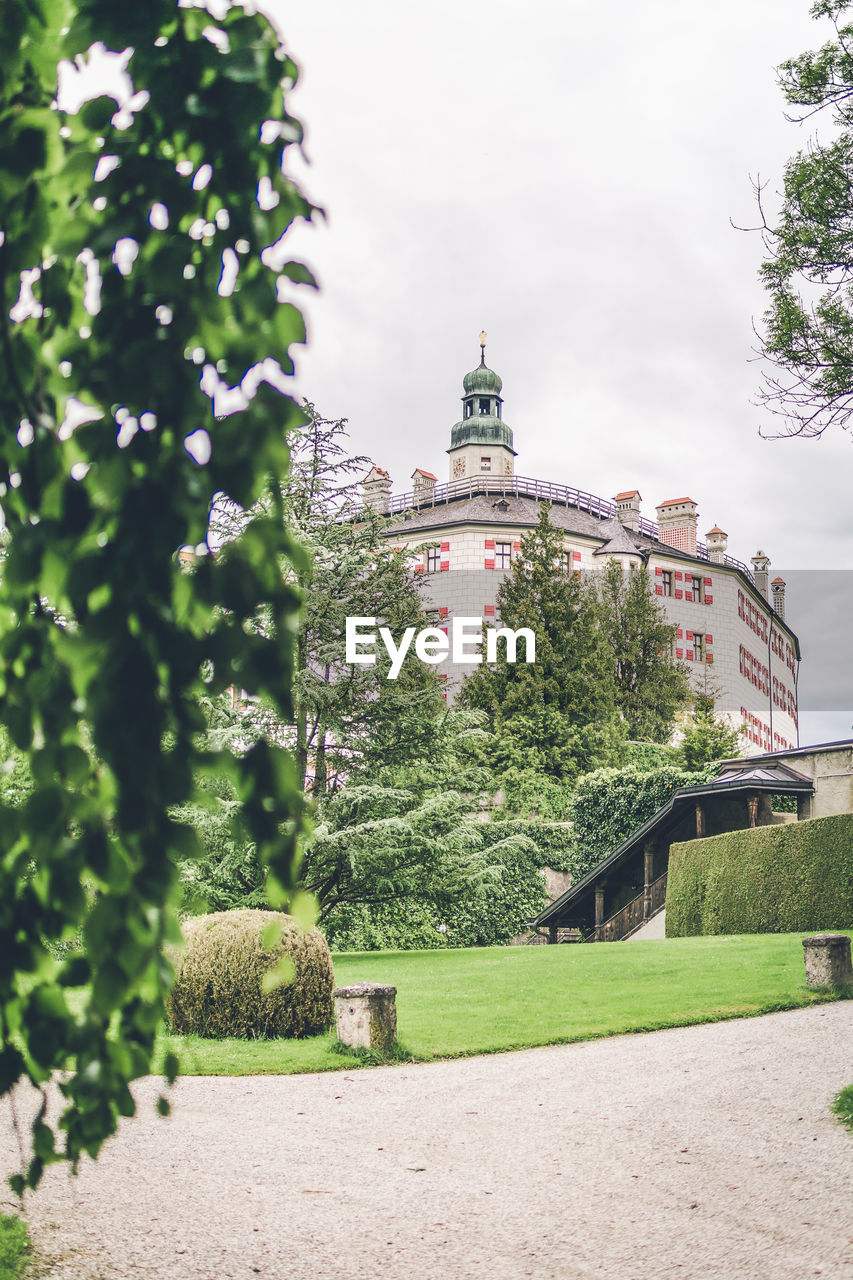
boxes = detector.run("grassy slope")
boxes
[159,931,852,1077]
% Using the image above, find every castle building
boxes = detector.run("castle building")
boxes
[364,338,801,753]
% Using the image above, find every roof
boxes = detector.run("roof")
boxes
[714,761,813,785]
[462,364,502,395]
[717,739,853,766]
[615,490,641,501]
[449,414,515,452]
[412,468,437,480]
[657,496,697,509]
[375,483,800,654]
[591,520,645,558]
[385,492,618,540]
[771,576,786,585]
[386,495,701,565]
[706,525,727,536]
[532,760,815,929]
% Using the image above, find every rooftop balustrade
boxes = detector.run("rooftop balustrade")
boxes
[386,473,754,582]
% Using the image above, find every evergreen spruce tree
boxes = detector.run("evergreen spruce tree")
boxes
[678,690,743,770]
[460,504,622,781]
[595,558,690,742]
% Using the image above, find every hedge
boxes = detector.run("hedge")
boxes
[667,813,853,937]
[571,764,712,879]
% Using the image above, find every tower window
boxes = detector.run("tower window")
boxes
[427,548,440,573]
[478,397,490,415]
[480,456,492,472]
[495,542,511,569]
[465,403,472,418]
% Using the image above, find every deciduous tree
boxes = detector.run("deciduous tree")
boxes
[1,0,311,1187]
[754,0,853,436]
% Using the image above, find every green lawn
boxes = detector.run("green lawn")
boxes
[0,1214,29,1280]
[158,931,852,1077]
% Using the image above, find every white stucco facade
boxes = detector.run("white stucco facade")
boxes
[368,351,800,754]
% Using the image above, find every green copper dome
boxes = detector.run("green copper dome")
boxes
[448,338,516,455]
[450,414,515,450]
[462,364,503,395]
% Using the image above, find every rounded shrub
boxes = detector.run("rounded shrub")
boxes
[166,909,334,1039]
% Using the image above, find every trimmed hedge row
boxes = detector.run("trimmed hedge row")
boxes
[667,813,853,937]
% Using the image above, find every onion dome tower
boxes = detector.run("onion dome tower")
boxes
[447,332,517,481]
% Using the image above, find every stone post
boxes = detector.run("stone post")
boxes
[333,982,397,1052]
[802,934,853,989]
[695,803,706,838]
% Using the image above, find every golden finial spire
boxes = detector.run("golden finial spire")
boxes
[479,329,487,366]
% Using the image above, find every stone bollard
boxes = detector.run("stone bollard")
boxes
[802,934,853,989]
[332,982,397,1052]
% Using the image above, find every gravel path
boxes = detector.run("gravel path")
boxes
[2,1002,852,1280]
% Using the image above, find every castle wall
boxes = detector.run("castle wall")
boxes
[387,518,800,751]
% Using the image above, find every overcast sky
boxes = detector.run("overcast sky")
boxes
[261,0,852,746]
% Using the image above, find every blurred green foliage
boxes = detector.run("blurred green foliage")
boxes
[0,0,312,1187]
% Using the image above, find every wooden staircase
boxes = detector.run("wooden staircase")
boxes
[585,872,667,942]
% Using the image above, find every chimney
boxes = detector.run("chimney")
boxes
[656,497,698,556]
[411,468,437,505]
[705,525,728,565]
[362,465,391,515]
[751,550,771,600]
[771,576,786,621]
[614,489,642,534]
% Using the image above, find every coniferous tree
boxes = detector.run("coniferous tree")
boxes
[460,504,622,781]
[213,407,443,797]
[677,690,743,770]
[595,558,690,742]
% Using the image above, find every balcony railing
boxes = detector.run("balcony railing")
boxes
[388,474,754,582]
